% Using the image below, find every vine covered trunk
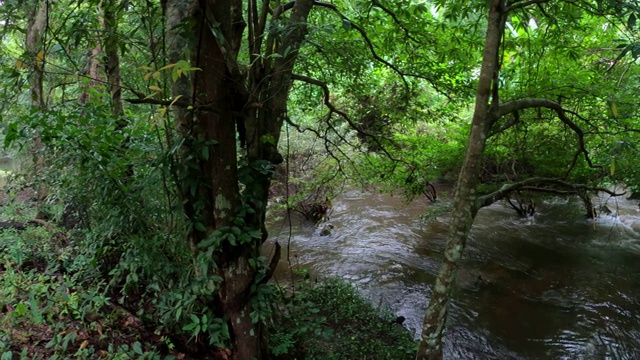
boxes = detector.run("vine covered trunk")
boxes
[164,0,315,358]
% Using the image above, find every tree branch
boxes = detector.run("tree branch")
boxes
[291,73,398,160]
[371,0,419,42]
[312,1,409,90]
[506,0,550,11]
[496,98,601,170]
[489,110,520,137]
[476,177,625,210]
[313,1,455,100]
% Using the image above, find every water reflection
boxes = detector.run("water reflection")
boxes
[268,189,640,358]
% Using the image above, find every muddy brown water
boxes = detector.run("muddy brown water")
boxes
[268,188,640,359]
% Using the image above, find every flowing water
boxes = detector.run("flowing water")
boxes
[268,187,640,359]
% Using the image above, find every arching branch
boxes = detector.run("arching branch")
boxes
[291,73,398,161]
[489,110,520,137]
[311,1,454,100]
[495,98,602,170]
[476,177,625,211]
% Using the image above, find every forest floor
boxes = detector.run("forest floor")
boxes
[0,187,416,359]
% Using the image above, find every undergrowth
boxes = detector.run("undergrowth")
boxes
[271,276,416,360]
[0,199,416,359]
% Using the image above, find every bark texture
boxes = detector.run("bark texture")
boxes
[103,0,126,121]
[164,1,315,358]
[26,0,49,205]
[416,1,506,359]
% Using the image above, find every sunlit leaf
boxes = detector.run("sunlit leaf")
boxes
[170,95,183,106]
[610,158,616,176]
[158,63,177,71]
[143,91,159,100]
[36,50,45,67]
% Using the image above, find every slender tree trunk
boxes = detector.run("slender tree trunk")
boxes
[103,0,126,122]
[26,1,47,109]
[78,45,102,104]
[416,1,506,359]
[26,0,48,206]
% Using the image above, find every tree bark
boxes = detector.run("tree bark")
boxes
[416,1,506,359]
[164,0,315,358]
[78,45,102,105]
[103,0,126,122]
[26,0,48,207]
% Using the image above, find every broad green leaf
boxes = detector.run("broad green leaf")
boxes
[132,341,143,355]
[194,222,206,232]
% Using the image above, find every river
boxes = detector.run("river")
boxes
[268,187,640,359]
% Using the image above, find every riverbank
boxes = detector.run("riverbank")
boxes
[267,188,640,358]
[0,193,415,359]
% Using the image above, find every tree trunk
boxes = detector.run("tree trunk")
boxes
[78,45,102,105]
[416,1,506,359]
[26,0,48,207]
[103,0,126,122]
[164,0,315,357]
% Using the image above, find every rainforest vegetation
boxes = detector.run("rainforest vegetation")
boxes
[0,0,639,359]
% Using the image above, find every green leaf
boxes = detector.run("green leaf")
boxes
[239,233,251,244]
[190,314,200,323]
[182,323,197,331]
[199,233,220,248]
[227,233,237,245]
[201,146,209,160]
[4,122,19,147]
[132,341,143,355]
[260,134,276,145]
[1,351,12,360]
[14,302,28,317]
[342,19,351,31]
[194,222,206,232]
[610,158,616,176]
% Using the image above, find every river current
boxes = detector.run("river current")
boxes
[268,187,640,359]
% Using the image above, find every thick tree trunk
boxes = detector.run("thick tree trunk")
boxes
[164,0,315,358]
[165,0,258,358]
[416,1,506,359]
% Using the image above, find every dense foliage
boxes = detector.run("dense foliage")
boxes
[0,0,639,358]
